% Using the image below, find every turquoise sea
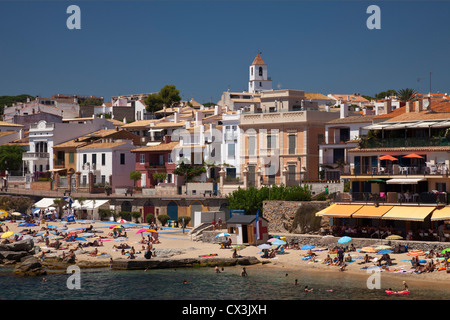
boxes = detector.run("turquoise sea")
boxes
[1,265,449,301]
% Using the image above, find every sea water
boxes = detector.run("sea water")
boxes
[1,265,449,301]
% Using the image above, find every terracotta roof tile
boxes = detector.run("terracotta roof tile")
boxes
[251,53,266,65]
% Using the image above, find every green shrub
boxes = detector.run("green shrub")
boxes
[157,214,170,226]
[178,215,191,227]
[146,214,155,224]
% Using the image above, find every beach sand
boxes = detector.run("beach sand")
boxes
[5,219,450,286]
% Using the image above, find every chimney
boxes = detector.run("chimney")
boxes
[195,111,203,126]
[214,105,222,115]
[405,101,413,113]
[383,100,392,114]
[340,104,348,118]
[174,112,179,123]
[414,99,423,112]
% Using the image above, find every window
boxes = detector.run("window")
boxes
[259,66,263,76]
[69,152,74,164]
[226,168,236,178]
[102,153,106,166]
[82,175,87,186]
[92,154,97,164]
[101,175,106,184]
[288,134,296,155]
[248,136,256,156]
[228,143,235,158]
[83,154,87,164]
[140,154,145,164]
[120,153,125,165]
[168,152,173,163]
[267,134,276,149]
[251,67,253,76]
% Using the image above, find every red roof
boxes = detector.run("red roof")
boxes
[251,53,266,65]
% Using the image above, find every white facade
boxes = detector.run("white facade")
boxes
[77,140,136,188]
[24,118,115,175]
[221,112,242,179]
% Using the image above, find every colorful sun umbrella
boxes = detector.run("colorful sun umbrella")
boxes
[215,232,231,237]
[257,244,272,250]
[361,247,376,253]
[301,245,315,250]
[441,248,450,254]
[338,236,352,244]
[146,229,158,233]
[271,239,287,245]
[136,228,147,234]
[231,245,246,251]
[1,231,14,239]
[407,250,425,257]
[267,238,280,243]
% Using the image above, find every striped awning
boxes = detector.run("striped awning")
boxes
[351,205,393,219]
[381,206,435,221]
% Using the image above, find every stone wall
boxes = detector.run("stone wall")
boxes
[262,200,330,234]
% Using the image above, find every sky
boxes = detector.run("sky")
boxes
[1,1,450,104]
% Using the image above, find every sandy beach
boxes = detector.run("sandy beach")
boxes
[4,218,450,287]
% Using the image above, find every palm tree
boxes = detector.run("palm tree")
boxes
[397,88,417,102]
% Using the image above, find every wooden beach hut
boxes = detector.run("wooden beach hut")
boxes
[226,215,269,245]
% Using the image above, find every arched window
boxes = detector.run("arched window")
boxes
[259,67,263,76]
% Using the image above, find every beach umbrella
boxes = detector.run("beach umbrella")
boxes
[361,247,376,253]
[46,225,58,229]
[75,237,87,241]
[113,226,124,229]
[114,237,128,241]
[146,229,158,233]
[441,248,450,254]
[301,245,315,250]
[375,245,392,251]
[267,238,280,243]
[20,223,37,227]
[1,231,14,239]
[117,219,127,223]
[377,249,393,255]
[136,228,147,234]
[257,244,272,250]
[11,212,25,216]
[231,245,246,251]
[0,210,8,218]
[215,232,231,238]
[386,235,403,240]
[407,250,425,257]
[338,236,352,244]
[271,239,286,245]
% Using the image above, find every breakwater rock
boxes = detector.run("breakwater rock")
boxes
[13,256,47,277]
[112,256,261,270]
[0,238,36,262]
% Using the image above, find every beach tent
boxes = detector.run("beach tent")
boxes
[34,198,58,209]
[71,200,110,220]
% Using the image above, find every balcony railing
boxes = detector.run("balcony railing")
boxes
[333,191,448,204]
[361,137,450,149]
[22,152,50,160]
[348,164,448,176]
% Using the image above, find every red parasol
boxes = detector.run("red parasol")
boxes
[379,155,398,161]
[403,153,424,159]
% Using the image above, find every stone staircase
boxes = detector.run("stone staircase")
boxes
[189,223,214,241]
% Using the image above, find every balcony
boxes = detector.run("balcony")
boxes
[343,163,448,177]
[360,137,450,149]
[22,152,50,160]
[334,191,448,205]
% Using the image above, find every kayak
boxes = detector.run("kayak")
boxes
[385,290,410,295]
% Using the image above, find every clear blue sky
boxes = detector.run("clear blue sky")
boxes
[1,1,450,103]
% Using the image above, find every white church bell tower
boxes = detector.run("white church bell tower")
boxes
[248,53,272,93]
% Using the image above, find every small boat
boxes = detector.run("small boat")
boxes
[385,290,410,295]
